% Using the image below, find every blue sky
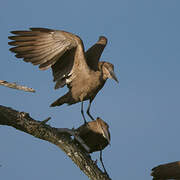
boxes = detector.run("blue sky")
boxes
[1,0,180,179]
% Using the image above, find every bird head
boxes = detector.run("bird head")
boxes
[96,117,111,145]
[97,36,108,45]
[99,61,119,82]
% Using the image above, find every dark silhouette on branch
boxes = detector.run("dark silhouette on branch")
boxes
[76,118,111,175]
[0,105,111,180]
[151,161,180,180]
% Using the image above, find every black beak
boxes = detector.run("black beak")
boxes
[110,70,119,83]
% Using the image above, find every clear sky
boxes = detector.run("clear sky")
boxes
[1,0,180,179]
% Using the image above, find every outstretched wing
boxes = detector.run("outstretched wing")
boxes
[8,28,90,89]
[85,36,107,71]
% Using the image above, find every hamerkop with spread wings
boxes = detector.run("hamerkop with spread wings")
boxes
[8,28,118,123]
[76,117,110,174]
[151,161,180,180]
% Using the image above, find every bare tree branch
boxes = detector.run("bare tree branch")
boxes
[0,80,35,92]
[0,105,111,180]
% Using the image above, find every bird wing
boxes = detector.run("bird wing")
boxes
[9,28,90,89]
[85,36,107,71]
[151,161,180,179]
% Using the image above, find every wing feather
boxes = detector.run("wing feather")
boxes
[9,27,90,89]
[85,36,107,70]
[152,161,180,179]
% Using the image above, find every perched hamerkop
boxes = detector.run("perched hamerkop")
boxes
[9,28,118,123]
[76,117,110,174]
[76,117,110,153]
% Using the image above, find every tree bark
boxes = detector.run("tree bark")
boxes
[0,105,111,180]
[0,80,35,92]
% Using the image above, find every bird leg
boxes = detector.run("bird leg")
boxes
[81,101,87,124]
[87,100,95,121]
[100,150,108,175]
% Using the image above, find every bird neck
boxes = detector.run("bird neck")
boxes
[98,61,109,81]
[100,67,109,81]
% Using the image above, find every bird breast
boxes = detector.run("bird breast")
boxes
[71,71,105,101]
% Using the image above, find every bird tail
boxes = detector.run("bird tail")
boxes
[50,93,69,107]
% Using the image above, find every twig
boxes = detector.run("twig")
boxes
[0,80,35,92]
[40,117,51,124]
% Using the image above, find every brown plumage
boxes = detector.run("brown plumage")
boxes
[151,161,180,180]
[76,117,110,153]
[76,117,110,174]
[8,28,118,122]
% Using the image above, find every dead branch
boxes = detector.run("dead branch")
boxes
[0,105,111,180]
[0,80,35,92]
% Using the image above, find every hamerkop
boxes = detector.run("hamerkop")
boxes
[76,117,110,152]
[8,28,118,123]
[151,161,180,180]
[76,117,110,174]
